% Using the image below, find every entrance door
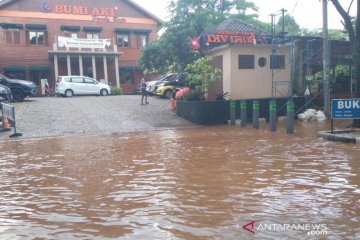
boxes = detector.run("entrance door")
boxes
[29,70,49,85]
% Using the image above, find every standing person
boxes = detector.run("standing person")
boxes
[140,77,149,105]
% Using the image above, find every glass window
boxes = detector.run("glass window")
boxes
[238,55,255,69]
[5,29,21,44]
[86,33,99,39]
[5,71,25,80]
[270,55,285,69]
[84,78,96,84]
[136,34,148,48]
[117,33,130,47]
[71,33,78,39]
[29,31,46,45]
[120,70,134,84]
[71,77,84,83]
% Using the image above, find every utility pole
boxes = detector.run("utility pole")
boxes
[280,8,287,37]
[322,0,331,116]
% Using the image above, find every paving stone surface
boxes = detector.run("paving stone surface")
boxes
[0,95,196,140]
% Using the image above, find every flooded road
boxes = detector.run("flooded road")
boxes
[0,122,359,239]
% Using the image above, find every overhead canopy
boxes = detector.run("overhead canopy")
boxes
[3,65,25,71]
[60,25,81,32]
[119,66,144,71]
[83,27,102,32]
[28,66,50,71]
[0,23,23,29]
[25,24,47,30]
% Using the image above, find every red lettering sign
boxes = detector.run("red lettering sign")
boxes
[54,4,116,17]
[207,32,255,44]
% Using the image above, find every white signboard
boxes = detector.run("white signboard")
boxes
[41,79,48,95]
[2,103,14,121]
[58,36,111,49]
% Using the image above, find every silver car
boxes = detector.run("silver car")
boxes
[55,76,111,97]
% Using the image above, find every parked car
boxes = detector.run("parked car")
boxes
[154,73,186,98]
[0,73,37,102]
[145,73,179,95]
[0,83,12,102]
[55,76,111,97]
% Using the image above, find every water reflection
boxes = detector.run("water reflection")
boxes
[0,122,359,239]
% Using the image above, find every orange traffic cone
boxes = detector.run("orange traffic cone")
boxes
[170,98,176,110]
[2,116,11,129]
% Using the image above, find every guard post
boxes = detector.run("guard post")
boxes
[253,100,259,129]
[1,103,22,138]
[269,100,277,132]
[230,100,236,125]
[287,101,294,134]
[240,100,247,127]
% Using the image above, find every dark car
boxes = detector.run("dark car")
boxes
[0,83,12,102]
[0,73,37,102]
[154,73,186,98]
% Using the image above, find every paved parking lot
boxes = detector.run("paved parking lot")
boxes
[0,95,195,140]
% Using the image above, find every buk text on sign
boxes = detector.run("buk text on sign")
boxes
[331,99,360,119]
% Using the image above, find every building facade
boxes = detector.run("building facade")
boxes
[0,0,161,93]
[203,19,291,100]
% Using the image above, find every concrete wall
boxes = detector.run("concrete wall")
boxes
[208,44,291,100]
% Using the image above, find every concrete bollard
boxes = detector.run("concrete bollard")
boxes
[253,100,259,129]
[287,101,294,134]
[240,100,247,127]
[269,100,277,132]
[230,100,236,125]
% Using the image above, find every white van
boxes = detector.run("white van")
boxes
[55,76,111,97]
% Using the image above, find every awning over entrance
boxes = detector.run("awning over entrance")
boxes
[3,65,25,71]
[119,66,144,71]
[28,65,49,71]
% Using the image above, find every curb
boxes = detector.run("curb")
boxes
[317,130,359,144]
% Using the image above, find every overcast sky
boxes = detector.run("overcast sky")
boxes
[132,0,357,30]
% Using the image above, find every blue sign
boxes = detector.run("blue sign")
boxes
[331,98,360,119]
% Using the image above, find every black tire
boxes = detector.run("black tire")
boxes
[65,89,74,97]
[164,89,172,99]
[12,89,25,102]
[100,89,108,96]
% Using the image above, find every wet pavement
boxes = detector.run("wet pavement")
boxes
[0,95,194,140]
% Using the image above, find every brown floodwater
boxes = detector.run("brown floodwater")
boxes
[0,121,359,239]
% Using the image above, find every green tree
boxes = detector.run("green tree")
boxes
[139,0,259,73]
[330,0,359,126]
[276,14,301,36]
[301,28,348,40]
[184,56,222,101]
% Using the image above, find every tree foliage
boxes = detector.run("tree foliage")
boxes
[139,0,260,73]
[276,14,301,36]
[330,0,359,95]
[184,56,222,101]
[330,0,360,126]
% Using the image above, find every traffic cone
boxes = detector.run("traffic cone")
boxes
[170,98,176,110]
[2,116,11,129]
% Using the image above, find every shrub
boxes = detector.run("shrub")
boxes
[111,86,122,95]
[184,56,222,101]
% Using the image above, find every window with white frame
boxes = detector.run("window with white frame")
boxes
[86,33,99,39]
[117,32,130,47]
[136,33,148,48]
[29,30,45,45]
